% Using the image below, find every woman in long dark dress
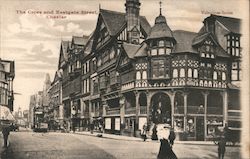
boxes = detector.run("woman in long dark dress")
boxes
[157,138,177,159]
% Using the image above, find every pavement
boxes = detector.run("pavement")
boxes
[73,130,216,145]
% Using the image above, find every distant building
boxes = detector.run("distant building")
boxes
[0,59,15,111]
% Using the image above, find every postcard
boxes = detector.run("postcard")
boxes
[0,0,249,158]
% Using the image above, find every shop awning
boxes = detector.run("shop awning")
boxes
[0,105,15,121]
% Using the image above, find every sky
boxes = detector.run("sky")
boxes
[0,0,247,112]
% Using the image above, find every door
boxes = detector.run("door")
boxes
[196,117,204,141]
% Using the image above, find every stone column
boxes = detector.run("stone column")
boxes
[119,95,125,134]
[221,91,228,126]
[146,91,152,124]
[183,92,188,132]
[167,91,175,127]
[135,91,140,130]
[202,91,209,140]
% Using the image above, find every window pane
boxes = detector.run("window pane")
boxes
[188,68,192,77]
[151,49,157,56]
[159,40,164,47]
[142,71,147,79]
[180,68,185,77]
[222,72,226,81]
[136,71,141,80]
[213,71,217,80]
[159,48,165,55]
[193,69,198,78]
[231,70,238,80]
[173,69,178,78]
[166,48,171,55]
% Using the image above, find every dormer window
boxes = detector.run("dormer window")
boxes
[159,40,164,47]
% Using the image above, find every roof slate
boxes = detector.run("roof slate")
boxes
[61,41,70,61]
[134,42,148,57]
[211,14,241,34]
[100,9,151,36]
[122,43,141,59]
[147,22,174,40]
[172,30,198,53]
[72,36,88,46]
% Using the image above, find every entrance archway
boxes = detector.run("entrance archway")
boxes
[150,92,171,124]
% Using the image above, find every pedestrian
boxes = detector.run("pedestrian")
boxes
[141,123,147,141]
[168,127,176,148]
[152,124,158,140]
[157,138,177,159]
[2,126,10,148]
[218,136,226,159]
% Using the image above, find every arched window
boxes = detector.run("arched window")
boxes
[136,71,141,80]
[193,69,198,78]
[213,71,217,80]
[188,68,192,78]
[142,71,147,79]
[159,40,164,47]
[222,72,226,81]
[173,69,178,78]
[180,68,185,78]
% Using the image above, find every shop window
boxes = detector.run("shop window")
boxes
[174,117,184,132]
[187,117,195,137]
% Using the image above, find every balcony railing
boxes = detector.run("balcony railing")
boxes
[106,107,120,115]
[174,106,184,114]
[139,106,147,114]
[125,107,136,114]
[207,107,223,115]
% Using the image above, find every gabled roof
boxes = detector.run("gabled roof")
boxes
[192,32,218,46]
[72,36,88,46]
[210,14,241,34]
[134,42,148,57]
[84,32,94,55]
[100,9,151,36]
[58,40,70,68]
[61,40,70,61]
[172,30,198,53]
[122,43,141,59]
[192,32,230,58]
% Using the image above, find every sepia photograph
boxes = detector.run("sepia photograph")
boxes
[0,0,249,158]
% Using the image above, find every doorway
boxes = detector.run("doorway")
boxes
[196,117,204,141]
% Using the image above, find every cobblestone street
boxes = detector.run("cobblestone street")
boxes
[0,131,241,159]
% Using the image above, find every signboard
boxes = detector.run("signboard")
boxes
[115,118,120,130]
[105,118,111,129]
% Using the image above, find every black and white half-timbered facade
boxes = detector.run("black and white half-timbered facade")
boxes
[55,0,242,141]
